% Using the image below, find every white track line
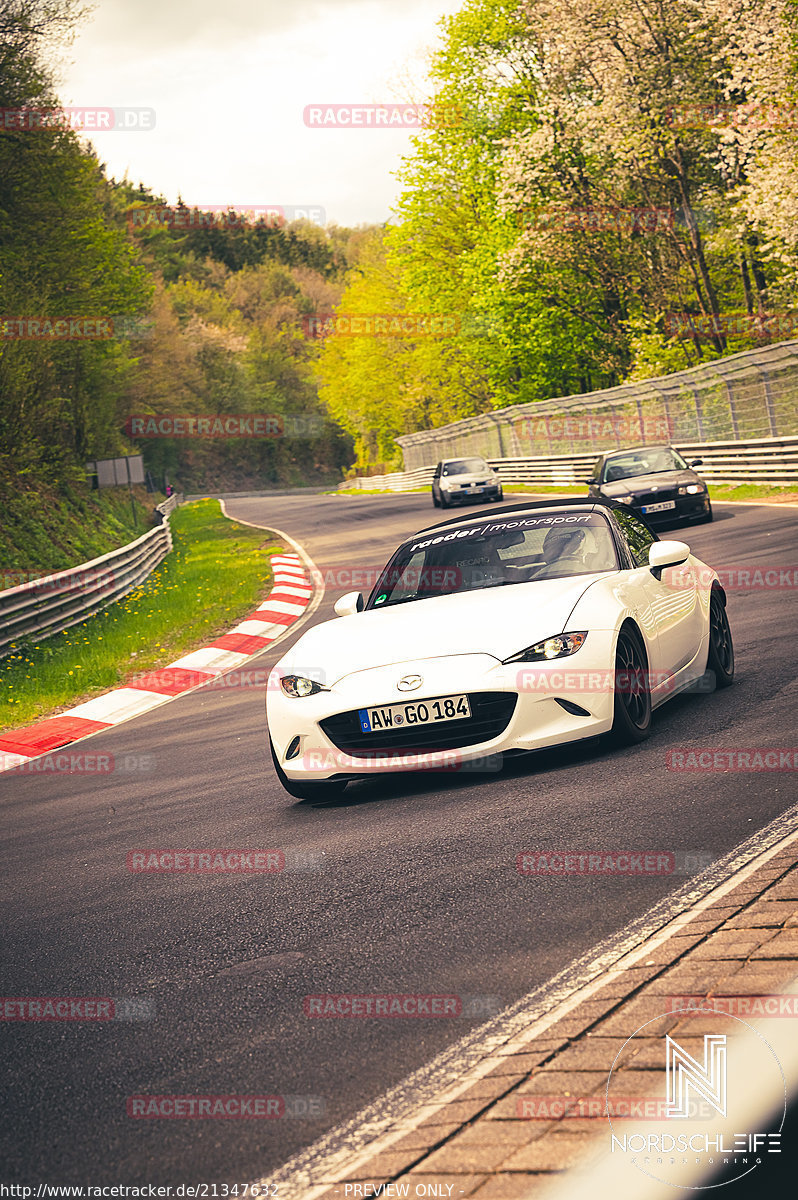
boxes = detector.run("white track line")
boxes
[253,801,798,1198]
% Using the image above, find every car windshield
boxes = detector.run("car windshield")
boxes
[441,458,489,476]
[367,512,618,608]
[602,448,687,482]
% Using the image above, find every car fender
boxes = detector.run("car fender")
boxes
[565,573,658,672]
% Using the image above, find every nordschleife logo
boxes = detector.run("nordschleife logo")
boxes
[666,1033,727,1118]
[606,1010,785,1189]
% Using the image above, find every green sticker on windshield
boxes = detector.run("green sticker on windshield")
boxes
[374,594,387,605]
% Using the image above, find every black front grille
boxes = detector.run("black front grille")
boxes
[635,488,678,505]
[319,692,518,756]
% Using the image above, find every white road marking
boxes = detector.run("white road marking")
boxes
[253,801,798,1198]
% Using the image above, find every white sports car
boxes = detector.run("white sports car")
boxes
[267,499,734,799]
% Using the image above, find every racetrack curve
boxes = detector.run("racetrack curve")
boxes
[1,492,796,1184]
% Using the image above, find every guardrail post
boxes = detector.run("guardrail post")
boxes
[756,366,779,437]
[0,499,180,657]
[723,381,740,439]
[692,388,705,440]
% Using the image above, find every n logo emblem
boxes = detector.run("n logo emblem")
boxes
[666,1033,727,1117]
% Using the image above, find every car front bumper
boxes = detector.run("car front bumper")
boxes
[267,642,617,782]
[441,485,502,504]
[631,493,711,525]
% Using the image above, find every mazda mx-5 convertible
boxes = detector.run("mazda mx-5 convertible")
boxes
[267,499,734,799]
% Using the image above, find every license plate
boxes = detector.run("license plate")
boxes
[641,500,676,514]
[358,694,471,733]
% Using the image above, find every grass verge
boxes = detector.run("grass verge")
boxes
[708,483,798,503]
[330,482,798,502]
[0,472,163,577]
[2,500,282,732]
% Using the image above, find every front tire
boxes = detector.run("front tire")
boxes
[609,626,652,745]
[269,736,347,800]
[440,492,450,508]
[706,589,734,687]
[432,491,440,508]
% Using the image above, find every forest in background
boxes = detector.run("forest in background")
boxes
[0,0,359,496]
[318,0,798,468]
[3,0,798,488]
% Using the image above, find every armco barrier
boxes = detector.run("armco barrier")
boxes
[340,436,798,491]
[0,495,183,657]
[396,339,798,468]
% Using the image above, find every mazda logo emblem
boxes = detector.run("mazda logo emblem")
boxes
[397,675,423,692]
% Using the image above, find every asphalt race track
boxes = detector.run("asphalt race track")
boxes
[2,492,797,1184]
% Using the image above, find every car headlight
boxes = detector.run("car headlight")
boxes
[502,631,587,665]
[280,674,328,698]
[678,483,706,495]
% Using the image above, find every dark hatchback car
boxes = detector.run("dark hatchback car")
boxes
[586,445,712,526]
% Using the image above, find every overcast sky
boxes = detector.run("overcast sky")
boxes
[58,0,463,227]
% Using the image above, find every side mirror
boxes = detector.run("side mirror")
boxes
[334,591,364,617]
[690,458,703,468]
[649,540,690,572]
[584,478,597,486]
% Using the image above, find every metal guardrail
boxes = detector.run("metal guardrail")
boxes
[396,340,798,469]
[340,437,798,491]
[0,494,183,656]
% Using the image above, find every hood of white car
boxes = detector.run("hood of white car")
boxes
[280,574,607,684]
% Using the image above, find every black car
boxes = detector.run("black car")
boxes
[586,445,712,526]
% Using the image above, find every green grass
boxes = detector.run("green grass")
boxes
[332,481,798,501]
[0,473,163,577]
[707,483,798,502]
[2,500,282,732]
